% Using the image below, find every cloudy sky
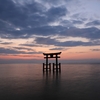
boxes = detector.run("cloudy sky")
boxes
[0,0,100,63]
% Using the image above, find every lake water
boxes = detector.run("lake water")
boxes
[0,63,100,100]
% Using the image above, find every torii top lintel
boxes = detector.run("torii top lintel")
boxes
[43,52,61,55]
[43,52,61,58]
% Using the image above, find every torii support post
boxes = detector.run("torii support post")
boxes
[46,55,48,71]
[43,52,61,72]
[56,54,58,70]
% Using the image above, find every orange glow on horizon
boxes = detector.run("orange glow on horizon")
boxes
[61,51,100,60]
[0,51,100,60]
[0,54,43,60]
[0,45,100,60]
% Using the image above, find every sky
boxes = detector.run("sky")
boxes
[0,0,100,63]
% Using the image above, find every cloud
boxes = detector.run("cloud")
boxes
[0,0,47,36]
[34,37,100,47]
[0,48,22,54]
[90,49,100,51]
[13,47,34,51]
[0,0,28,27]
[46,6,67,21]
[86,20,100,26]
[0,47,42,54]
[35,37,57,45]
[0,0,68,39]
[0,0,100,47]
[49,47,65,50]
[0,42,13,45]
[72,20,83,24]
[19,43,44,47]
[61,27,100,40]
[56,41,97,47]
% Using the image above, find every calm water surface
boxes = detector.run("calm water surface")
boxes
[0,63,100,100]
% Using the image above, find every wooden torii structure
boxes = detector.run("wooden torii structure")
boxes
[43,52,61,72]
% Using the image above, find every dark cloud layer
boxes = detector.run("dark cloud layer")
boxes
[34,37,100,47]
[0,0,67,36]
[61,27,100,40]
[0,48,42,54]
[86,20,100,26]
[72,20,83,24]
[13,47,34,51]
[0,42,13,45]
[0,0,100,47]
[19,43,44,47]
[47,6,67,22]
[90,49,100,51]
[49,48,65,50]
[0,48,23,54]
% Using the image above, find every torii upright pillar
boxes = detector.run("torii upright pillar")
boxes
[43,52,61,72]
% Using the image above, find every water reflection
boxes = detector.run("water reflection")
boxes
[0,64,100,100]
[43,70,61,75]
[43,70,61,84]
[42,70,61,99]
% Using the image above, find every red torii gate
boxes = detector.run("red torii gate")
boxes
[43,52,61,72]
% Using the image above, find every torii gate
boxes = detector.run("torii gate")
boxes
[43,52,61,72]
